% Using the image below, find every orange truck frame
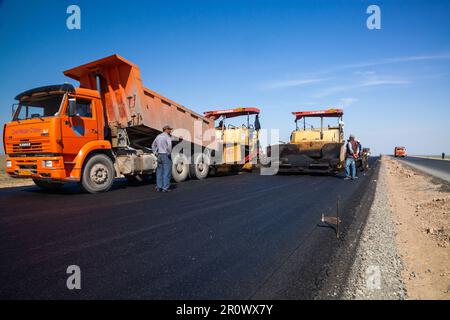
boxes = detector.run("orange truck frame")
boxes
[3,55,256,193]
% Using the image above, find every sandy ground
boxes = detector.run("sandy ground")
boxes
[386,157,450,299]
[0,173,34,188]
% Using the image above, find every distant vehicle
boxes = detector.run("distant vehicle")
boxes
[394,146,406,157]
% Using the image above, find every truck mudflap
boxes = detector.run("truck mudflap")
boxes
[277,142,343,173]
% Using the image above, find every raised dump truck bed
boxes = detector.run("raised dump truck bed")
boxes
[64,54,214,148]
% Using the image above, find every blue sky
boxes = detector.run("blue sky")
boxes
[0,0,449,154]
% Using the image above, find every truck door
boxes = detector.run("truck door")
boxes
[61,96,99,157]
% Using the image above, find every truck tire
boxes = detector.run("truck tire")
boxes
[32,178,63,191]
[189,153,210,180]
[80,154,115,193]
[172,153,189,182]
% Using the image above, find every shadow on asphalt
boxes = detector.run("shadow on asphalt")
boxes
[19,178,158,196]
[317,222,338,234]
[277,171,345,179]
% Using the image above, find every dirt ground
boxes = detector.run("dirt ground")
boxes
[385,156,450,299]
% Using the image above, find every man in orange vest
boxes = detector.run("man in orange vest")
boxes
[344,134,359,180]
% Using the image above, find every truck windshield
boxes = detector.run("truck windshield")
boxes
[13,94,64,120]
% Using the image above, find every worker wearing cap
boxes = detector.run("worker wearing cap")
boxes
[344,134,359,180]
[356,139,362,158]
[152,125,173,192]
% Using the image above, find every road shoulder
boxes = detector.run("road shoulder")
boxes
[341,156,406,299]
[341,156,449,299]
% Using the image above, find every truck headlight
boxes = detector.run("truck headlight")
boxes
[43,160,53,168]
[6,160,12,168]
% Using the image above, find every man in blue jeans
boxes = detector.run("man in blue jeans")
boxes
[344,134,359,180]
[152,125,173,192]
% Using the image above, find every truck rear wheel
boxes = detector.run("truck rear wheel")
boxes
[172,154,189,182]
[189,153,210,180]
[32,178,63,191]
[80,154,115,193]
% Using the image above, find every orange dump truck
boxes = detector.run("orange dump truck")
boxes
[394,146,406,157]
[3,54,218,192]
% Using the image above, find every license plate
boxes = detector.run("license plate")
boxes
[18,169,32,176]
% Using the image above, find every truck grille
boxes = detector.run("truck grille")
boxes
[15,159,38,174]
[10,141,50,154]
[13,141,43,152]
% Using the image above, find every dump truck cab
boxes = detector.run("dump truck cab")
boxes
[275,108,345,173]
[4,84,108,186]
[204,107,261,172]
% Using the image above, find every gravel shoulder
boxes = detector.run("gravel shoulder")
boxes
[341,156,406,299]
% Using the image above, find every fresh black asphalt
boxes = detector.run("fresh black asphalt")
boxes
[0,159,378,299]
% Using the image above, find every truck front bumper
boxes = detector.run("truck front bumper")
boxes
[5,156,72,181]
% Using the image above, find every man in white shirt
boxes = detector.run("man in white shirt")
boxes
[152,125,173,192]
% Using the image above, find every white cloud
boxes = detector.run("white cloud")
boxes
[354,70,376,76]
[263,78,326,90]
[340,97,358,108]
[336,53,450,71]
[279,52,450,80]
[314,77,410,97]
[261,52,448,95]
[360,78,410,87]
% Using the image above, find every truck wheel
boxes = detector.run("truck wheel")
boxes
[172,154,189,182]
[189,153,210,180]
[32,178,63,191]
[80,154,115,193]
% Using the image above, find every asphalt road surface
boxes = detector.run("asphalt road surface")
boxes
[0,159,378,299]
[396,156,450,183]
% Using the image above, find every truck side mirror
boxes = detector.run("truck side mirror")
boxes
[68,98,77,117]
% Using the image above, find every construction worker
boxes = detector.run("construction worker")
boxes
[344,134,359,180]
[152,125,173,192]
[356,139,363,173]
[357,139,362,158]
[362,148,370,171]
